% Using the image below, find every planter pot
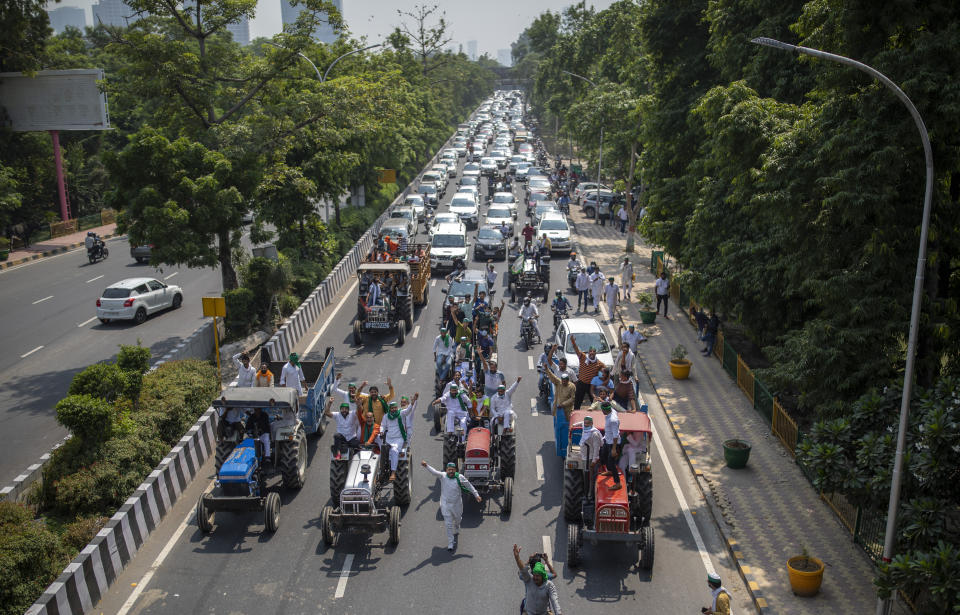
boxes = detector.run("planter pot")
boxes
[669,359,691,380]
[0,250,8,261]
[722,438,751,469]
[787,556,824,597]
[639,309,657,324]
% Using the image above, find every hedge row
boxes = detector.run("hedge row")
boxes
[0,354,217,615]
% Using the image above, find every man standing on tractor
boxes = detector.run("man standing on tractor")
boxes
[489,378,521,433]
[380,397,417,482]
[280,353,306,396]
[356,379,395,425]
[232,352,255,387]
[580,415,602,470]
[421,460,481,552]
[599,401,622,491]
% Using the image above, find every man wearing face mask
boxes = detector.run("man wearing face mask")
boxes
[421,460,481,552]
[325,402,360,460]
[489,377,521,434]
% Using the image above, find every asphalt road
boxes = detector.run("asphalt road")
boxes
[0,237,226,485]
[96,149,753,615]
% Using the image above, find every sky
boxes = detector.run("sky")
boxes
[47,0,619,61]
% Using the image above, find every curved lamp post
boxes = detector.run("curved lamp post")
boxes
[561,70,604,215]
[264,42,382,83]
[751,37,934,615]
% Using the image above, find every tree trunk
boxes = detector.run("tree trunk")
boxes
[625,141,638,253]
[219,229,238,291]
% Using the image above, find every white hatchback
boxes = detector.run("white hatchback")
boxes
[96,277,184,325]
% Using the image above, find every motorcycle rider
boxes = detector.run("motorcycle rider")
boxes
[550,290,571,328]
[519,296,541,342]
[85,231,104,259]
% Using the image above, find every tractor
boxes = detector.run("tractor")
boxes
[321,442,407,547]
[563,409,655,572]
[508,255,549,303]
[198,388,307,533]
[354,246,431,347]
[443,415,516,514]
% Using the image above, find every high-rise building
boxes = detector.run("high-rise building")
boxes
[92,0,135,27]
[497,49,512,67]
[467,40,478,61]
[47,6,87,33]
[281,0,342,44]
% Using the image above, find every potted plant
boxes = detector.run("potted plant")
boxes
[669,344,691,379]
[722,439,751,469]
[787,547,825,596]
[636,291,657,324]
[0,236,9,261]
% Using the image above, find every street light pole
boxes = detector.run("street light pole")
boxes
[321,43,382,82]
[561,70,604,219]
[752,37,935,615]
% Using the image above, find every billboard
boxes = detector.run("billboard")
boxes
[0,69,110,131]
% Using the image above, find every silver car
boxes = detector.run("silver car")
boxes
[96,277,184,325]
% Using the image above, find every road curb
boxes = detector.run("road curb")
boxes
[575,236,767,615]
[0,233,119,270]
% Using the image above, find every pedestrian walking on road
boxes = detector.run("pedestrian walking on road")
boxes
[513,544,563,615]
[702,572,732,614]
[589,269,604,314]
[575,268,590,311]
[618,203,629,233]
[654,272,670,318]
[603,277,619,323]
[619,257,634,301]
[422,460,481,552]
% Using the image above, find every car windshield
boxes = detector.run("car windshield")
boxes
[433,234,465,248]
[420,185,436,194]
[460,176,478,185]
[102,288,132,299]
[464,164,480,172]
[405,197,423,206]
[434,215,458,225]
[451,198,475,208]
[391,210,411,219]
[540,218,568,230]
[565,332,610,354]
[487,208,511,218]
[449,280,487,297]
[529,180,550,189]
[480,158,496,165]
[530,193,549,202]
[493,195,515,204]
[478,228,502,240]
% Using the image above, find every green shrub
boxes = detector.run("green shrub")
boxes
[61,516,107,553]
[278,293,300,316]
[0,502,68,615]
[68,363,129,402]
[55,395,114,445]
[224,287,256,337]
[117,344,151,374]
[138,360,217,444]
[47,461,122,516]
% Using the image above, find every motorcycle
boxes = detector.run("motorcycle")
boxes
[87,241,109,264]
[567,262,581,289]
[519,317,540,351]
[552,307,568,330]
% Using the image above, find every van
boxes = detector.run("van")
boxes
[430,222,469,271]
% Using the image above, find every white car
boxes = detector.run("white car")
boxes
[484,207,514,235]
[456,186,480,202]
[462,162,481,179]
[403,194,426,221]
[490,191,519,219]
[515,162,532,180]
[434,163,456,179]
[537,212,571,252]
[480,157,498,176]
[553,317,615,376]
[96,277,184,325]
[448,195,479,229]
[574,182,610,204]
[508,155,526,174]
[430,213,464,236]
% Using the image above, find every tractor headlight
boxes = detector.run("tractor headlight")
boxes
[614,508,628,518]
[599,508,612,517]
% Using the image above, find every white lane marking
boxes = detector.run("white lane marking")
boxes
[86,275,104,283]
[334,553,355,599]
[535,454,544,481]
[431,278,437,287]
[32,295,53,304]
[527,355,534,370]
[531,397,538,417]
[115,491,195,615]
[597,302,717,575]
[77,316,98,327]
[413,325,420,338]
[542,535,553,562]
[20,346,43,358]
[401,359,410,375]
[164,272,178,280]
[304,279,359,356]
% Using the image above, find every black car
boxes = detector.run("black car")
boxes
[474,225,507,261]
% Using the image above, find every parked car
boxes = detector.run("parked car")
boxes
[96,277,183,325]
[574,182,610,204]
[474,225,507,261]
[130,244,152,264]
[580,190,619,219]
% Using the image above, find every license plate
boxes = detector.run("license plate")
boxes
[366,322,390,329]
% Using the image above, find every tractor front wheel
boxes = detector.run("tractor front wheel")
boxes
[320,505,334,546]
[502,477,513,515]
[639,525,655,571]
[264,492,280,532]
[388,505,401,546]
[196,496,213,533]
[353,320,362,345]
[397,322,405,346]
[567,523,583,567]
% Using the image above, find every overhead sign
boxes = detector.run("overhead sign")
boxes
[0,69,110,131]
[377,169,396,184]
[202,296,226,318]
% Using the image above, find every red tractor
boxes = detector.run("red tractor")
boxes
[563,409,654,571]
[443,418,515,514]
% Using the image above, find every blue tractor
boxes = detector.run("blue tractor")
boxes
[197,347,336,533]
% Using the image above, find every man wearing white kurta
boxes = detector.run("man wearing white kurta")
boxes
[618,431,648,475]
[279,353,306,395]
[603,277,619,322]
[589,270,604,313]
[575,269,590,311]
[379,397,417,481]
[619,257,634,301]
[434,384,470,436]
[489,377,521,433]
[232,353,256,387]
[421,460,481,551]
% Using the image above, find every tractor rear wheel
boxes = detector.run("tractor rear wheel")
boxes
[320,505,334,546]
[279,429,307,489]
[330,458,348,503]
[264,492,280,532]
[196,496,213,533]
[502,476,513,514]
[563,468,584,522]
[566,522,583,567]
[214,441,235,473]
[432,396,443,432]
[388,505,401,546]
[442,434,457,467]
[353,321,362,345]
[636,471,653,526]
[639,525,655,571]
[500,434,516,479]
[394,458,411,506]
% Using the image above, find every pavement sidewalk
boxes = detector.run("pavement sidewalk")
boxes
[1,222,119,269]
[569,211,880,614]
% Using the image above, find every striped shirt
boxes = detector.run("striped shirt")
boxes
[576,355,603,383]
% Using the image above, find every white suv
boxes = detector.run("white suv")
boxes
[430,223,469,272]
[537,212,571,252]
